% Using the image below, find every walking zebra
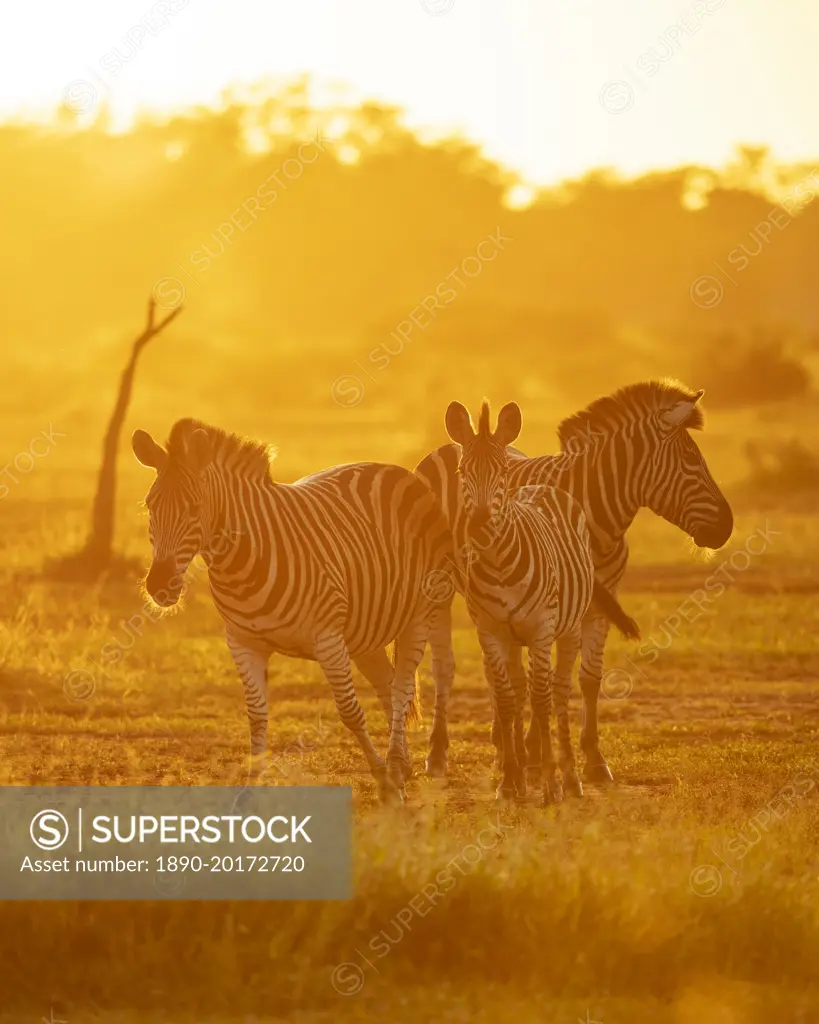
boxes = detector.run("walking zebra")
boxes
[131,418,454,801]
[445,400,639,804]
[418,380,733,780]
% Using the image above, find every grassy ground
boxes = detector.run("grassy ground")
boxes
[0,503,817,1023]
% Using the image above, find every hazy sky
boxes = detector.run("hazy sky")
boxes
[2,0,818,184]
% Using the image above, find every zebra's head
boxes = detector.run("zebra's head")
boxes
[445,400,522,539]
[132,426,213,607]
[560,383,732,549]
[639,388,733,548]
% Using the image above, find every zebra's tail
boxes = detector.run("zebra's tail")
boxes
[591,579,641,640]
[386,641,423,725]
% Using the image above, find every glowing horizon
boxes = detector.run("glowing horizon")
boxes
[3,0,819,186]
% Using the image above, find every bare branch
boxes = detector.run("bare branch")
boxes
[134,298,184,355]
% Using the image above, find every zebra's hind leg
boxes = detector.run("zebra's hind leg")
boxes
[479,631,525,801]
[389,617,430,793]
[315,633,397,803]
[579,614,614,783]
[529,632,561,807]
[554,630,583,798]
[226,634,270,782]
[488,681,502,772]
[426,602,455,778]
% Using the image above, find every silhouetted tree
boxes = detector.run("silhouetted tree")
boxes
[46,297,182,580]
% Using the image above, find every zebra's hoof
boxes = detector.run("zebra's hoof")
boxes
[563,772,584,797]
[378,778,405,805]
[584,761,614,783]
[541,781,564,807]
[425,755,448,778]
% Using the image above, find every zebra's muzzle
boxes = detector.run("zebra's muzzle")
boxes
[145,557,184,606]
[692,501,734,549]
[468,505,492,533]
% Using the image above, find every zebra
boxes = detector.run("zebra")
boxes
[131,418,454,801]
[417,380,733,781]
[444,399,640,804]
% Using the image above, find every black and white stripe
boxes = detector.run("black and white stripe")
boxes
[132,418,453,800]
[419,381,733,781]
[444,400,638,804]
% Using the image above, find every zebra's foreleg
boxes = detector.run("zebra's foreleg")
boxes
[554,629,582,797]
[529,633,561,806]
[426,602,455,778]
[479,630,524,801]
[389,617,429,792]
[487,666,501,770]
[509,645,528,773]
[523,654,542,779]
[487,646,525,773]
[226,634,270,781]
[315,633,395,802]
[356,648,417,778]
[579,614,614,783]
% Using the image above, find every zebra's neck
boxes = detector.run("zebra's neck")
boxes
[464,503,522,572]
[198,473,269,572]
[511,443,640,552]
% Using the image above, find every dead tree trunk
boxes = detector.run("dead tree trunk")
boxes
[82,296,183,568]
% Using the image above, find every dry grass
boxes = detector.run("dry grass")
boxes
[0,503,817,1023]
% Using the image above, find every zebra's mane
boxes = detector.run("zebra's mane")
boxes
[166,419,275,481]
[557,379,704,450]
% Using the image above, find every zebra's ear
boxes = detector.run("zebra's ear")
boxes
[660,390,704,430]
[132,429,168,470]
[186,428,213,474]
[494,402,522,446]
[445,402,474,446]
